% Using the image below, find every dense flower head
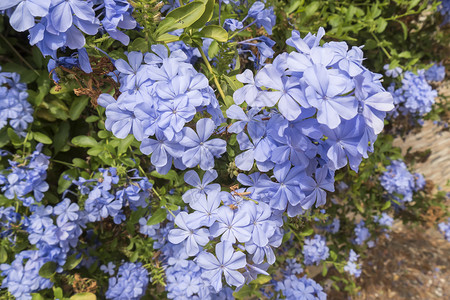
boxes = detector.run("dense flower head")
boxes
[1,0,137,60]
[0,250,53,299]
[0,144,49,206]
[373,212,394,229]
[353,220,371,245]
[380,160,422,204]
[344,249,362,278]
[105,262,149,299]
[425,63,445,82]
[0,68,33,136]
[388,70,437,118]
[70,167,153,222]
[276,275,327,300]
[99,47,225,174]
[303,234,330,265]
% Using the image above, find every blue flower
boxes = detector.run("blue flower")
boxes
[106,262,149,300]
[210,206,252,243]
[53,198,79,227]
[259,162,306,211]
[302,235,330,266]
[180,118,227,170]
[196,241,247,292]
[182,170,221,204]
[344,249,361,277]
[168,212,210,256]
[300,166,335,209]
[0,0,51,32]
[425,63,445,82]
[354,221,371,245]
[438,217,450,242]
[276,275,327,300]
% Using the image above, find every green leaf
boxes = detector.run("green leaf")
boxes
[53,287,64,299]
[300,228,314,236]
[155,33,180,43]
[395,20,408,40]
[304,2,320,17]
[39,261,57,278]
[375,18,387,33]
[58,169,79,194]
[147,208,167,225]
[7,128,22,145]
[381,200,391,210]
[207,40,219,58]
[85,116,99,123]
[0,128,10,148]
[72,158,89,169]
[117,134,134,155]
[87,145,104,156]
[0,247,7,263]
[197,25,228,42]
[155,1,206,37]
[64,254,83,270]
[33,132,52,144]
[72,136,98,147]
[129,37,148,52]
[69,96,89,121]
[190,0,214,29]
[252,274,271,284]
[31,294,45,300]
[322,263,328,276]
[222,75,243,92]
[53,122,70,153]
[70,293,96,300]
[330,250,337,261]
[407,0,421,10]
[354,199,365,213]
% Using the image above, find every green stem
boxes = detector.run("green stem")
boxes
[370,32,391,59]
[51,159,75,167]
[0,33,40,76]
[197,47,226,102]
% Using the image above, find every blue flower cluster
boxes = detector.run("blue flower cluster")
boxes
[380,160,425,204]
[0,0,136,59]
[70,167,153,222]
[373,212,394,229]
[0,250,53,299]
[383,64,402,78]
[425,63,446,82]
[438,217,450,242]
[344,249,362,278]
[275,275,327,300]
[438,0,450,24]
[388,70,437,118]
[224,1,276,35]
[105,262,149,300]
[224,1,276,68]
[302,234,330,266]
[0,144,49,207]
[0,68,33,136]
[353,220,371,246]
[0,157,156,299]
[98,47,226,174]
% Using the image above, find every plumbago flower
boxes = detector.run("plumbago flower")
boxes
[388,69,437,119]
[196,241,247,292]
[156,28,391,296]
[99,47,226,174]
[1,0,137,61]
